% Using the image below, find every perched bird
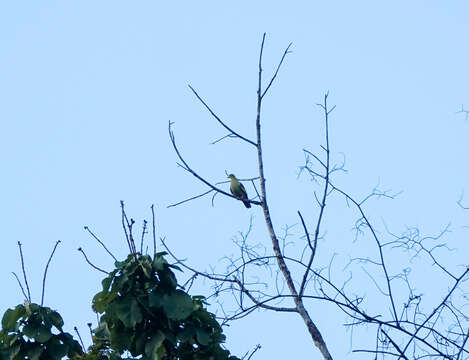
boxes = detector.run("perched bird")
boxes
[228,174,251,208]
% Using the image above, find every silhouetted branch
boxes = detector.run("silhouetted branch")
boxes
[74,326,85,351]
[84,226,117,262]
[167,189,215,208]
[151,204,157,255]
[120,201,134,254]
[11,272,28,300]
[41,240,61,306]
[188,84,257,147]
[17,241,31,302]
[140,220,148,254]
[78,247,109,275]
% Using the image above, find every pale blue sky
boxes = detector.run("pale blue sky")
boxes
[1,1,469,359]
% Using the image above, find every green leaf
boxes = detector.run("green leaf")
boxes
[114,297,142,328]
[177,325,196,342]
[46,310,64,331]
[92,290,118,313]
[93,321,111,341]
[152,255,167,272]
[134,332,147,354]
[29,303,40,313]
[1,305,25,331]
[2,341,21,358]
[168,264,182,272]
[101,275,113,293]
[148,288,165,308]
[57,332,83,356]
[26,344,44,360]
[196,329,211,346]
[139,258,153,279]
[114,259,127,269]
[145,330,165,360]
[109,322,132,353]
[44,336,68,359]
[112,273,129,293]
[158,268,177,290]
[163,290,194,321]
[23,323,53,343]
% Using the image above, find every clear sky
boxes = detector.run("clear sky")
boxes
[1,1,469,359]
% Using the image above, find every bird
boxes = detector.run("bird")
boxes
[228,174,251,208]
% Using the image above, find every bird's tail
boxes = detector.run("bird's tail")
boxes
[242,200,251,208]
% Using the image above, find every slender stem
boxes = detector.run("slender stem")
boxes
[84,226,117,261]
[41,240,61,306]
[299,93,331,298]
[78,247,109,275]
[188,85,257,147]
[140,220,147,254]
[17,241,31,302]
[11,272,28,300]
[151,205,157,255]
[120,201,133,253]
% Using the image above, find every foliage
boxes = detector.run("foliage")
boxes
[0,302,83,360]
[89,252,239,360]
[0,252,239,360]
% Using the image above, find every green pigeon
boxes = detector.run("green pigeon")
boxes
[228,174,251,208]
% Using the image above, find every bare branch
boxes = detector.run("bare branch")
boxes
[17,241,31,302]
[167,189,215,208]
[11,272,28,300]
[84,226,117,262]
[188,84,257,147]
[151,204,157,255]
[74,326,86,352]
[261,42,293,99]
[41,240,61,306]
[78,247,109,275]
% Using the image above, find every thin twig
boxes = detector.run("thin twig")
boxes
[300,93,331,299]
[140,220,148,255]
[151,205,157,255]
[246,344,262,360]
[84,226,117,262]
[401,267,469,355]
[17,241,31,302]
[78,247,109,275]
[74,326,86,351]
[381,329,409,360]
[261,42,293,99]
[167,189,215,208]
[120,201,133,254]
[234,278,297,313]
[41,240,61,306]
[188,85,257,147]
[11,272,28,300]
[87,323,93,341]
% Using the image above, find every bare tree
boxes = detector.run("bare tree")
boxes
[167,34,469,359]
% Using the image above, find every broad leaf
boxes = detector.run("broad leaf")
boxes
[114,297,142,328]
[163,290,194,321]
[196,329,211,346]
[1,305,25,331]
[145,330,165,360]
[22,323,53,343]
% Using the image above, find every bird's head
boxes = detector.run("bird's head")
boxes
[227,174,236,180]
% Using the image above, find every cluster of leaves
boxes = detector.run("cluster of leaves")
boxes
[0,252,239,360]
[90,252,239,360]
[0,302,83,359]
